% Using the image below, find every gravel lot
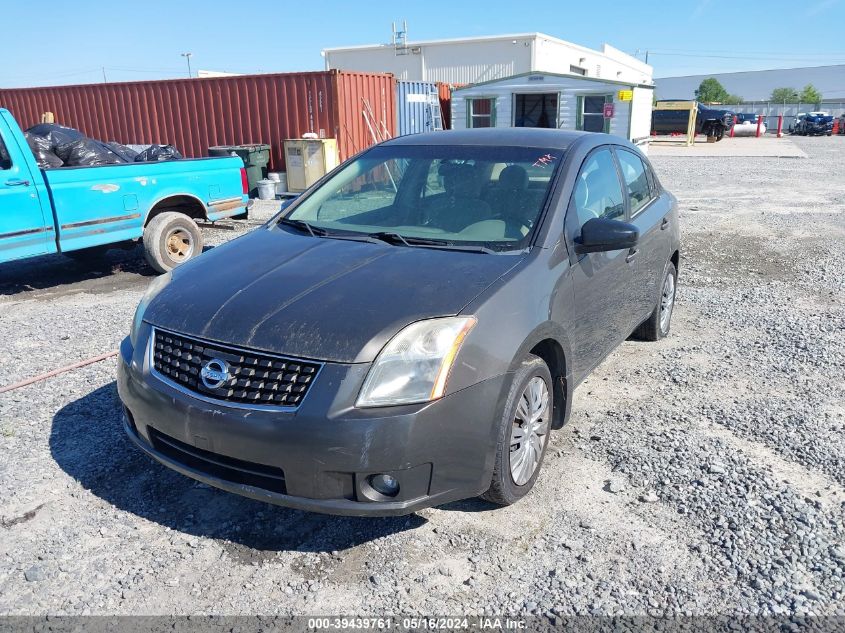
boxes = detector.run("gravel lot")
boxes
[1,136,843,618]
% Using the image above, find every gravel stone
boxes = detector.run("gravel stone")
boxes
[24,566,46,582]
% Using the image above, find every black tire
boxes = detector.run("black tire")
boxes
[634,261,678,341]
[143,212,203,274]
[481,354,553,506]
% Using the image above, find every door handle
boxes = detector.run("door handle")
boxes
[660,217,670,230]
[625,248,638,264]
[5,179,30,187]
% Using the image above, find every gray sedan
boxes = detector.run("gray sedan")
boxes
[118,128,680,516]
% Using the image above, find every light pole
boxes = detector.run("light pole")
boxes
[181,52,193,78]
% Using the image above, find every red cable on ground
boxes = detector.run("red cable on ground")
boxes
[0,350,118,395]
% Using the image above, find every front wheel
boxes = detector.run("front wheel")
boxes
[634,261,677,341]
[481,354,553,506]
[143,212,203,274]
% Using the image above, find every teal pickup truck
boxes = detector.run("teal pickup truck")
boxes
[0,109,249,273]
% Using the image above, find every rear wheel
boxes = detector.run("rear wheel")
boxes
[482,354,552,506]
[635,261,677,341]
[143,212,203,273]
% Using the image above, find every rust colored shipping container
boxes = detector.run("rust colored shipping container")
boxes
[437,82,463,130]
[0,70,396,171]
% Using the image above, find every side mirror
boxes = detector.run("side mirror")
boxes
[575,217,639,254]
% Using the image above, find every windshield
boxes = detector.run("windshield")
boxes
[281,144,564,250]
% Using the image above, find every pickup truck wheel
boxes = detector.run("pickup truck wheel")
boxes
[143,212,203,273]
[634,261,677,341]
[481,354,552,507]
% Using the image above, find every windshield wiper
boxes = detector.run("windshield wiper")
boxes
[367,231,442,246]
[278,218,326,237]
[368,231,497,254]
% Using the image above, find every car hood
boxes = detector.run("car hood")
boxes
[144,227,525,363]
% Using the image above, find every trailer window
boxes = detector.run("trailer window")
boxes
[579,95,611,133]
[467,98,495,128]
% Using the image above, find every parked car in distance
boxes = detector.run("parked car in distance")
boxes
[791,112,834,136]
[0,109,249,272]
[651,101,735,140]
[119,128,680,516]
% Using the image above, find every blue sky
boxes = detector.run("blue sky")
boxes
[3,0,843,88]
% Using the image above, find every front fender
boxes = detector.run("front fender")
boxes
[448,251,575,429]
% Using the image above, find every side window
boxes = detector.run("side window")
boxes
[579,95,611,133]
[0,134,12,171]
[571,148,624,230]
[467,98,495,128]
[616,149,652,216]
[645,161,660,195]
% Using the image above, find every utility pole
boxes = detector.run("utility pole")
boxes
[102,67,108,83]
[181,52,193,78]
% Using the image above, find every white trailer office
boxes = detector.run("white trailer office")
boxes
[451,72,654,150]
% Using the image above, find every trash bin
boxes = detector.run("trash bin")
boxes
[208,144,271,198]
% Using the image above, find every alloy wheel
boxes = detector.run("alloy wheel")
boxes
[660,272,676,334]
[510,376,550,486]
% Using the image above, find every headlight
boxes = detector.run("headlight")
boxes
[130,272,172,347]
[356,316,476,408]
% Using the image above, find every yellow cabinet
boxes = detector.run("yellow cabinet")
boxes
[283,139,339,192]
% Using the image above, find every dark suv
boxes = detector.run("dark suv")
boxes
[118,129,680,516]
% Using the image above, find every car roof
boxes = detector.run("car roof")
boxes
[382,128,596,151]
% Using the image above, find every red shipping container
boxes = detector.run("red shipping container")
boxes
[0,70,396,171]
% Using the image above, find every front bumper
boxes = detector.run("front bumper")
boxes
[117,331,507,516]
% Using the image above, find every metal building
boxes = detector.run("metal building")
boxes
[451,72,654,150]
[656,65,845,101]
[324,32,653,86]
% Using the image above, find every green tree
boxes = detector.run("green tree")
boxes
[799,84,822,106]
[770,87,798,102]
[695,77,730,103]
[724,94,745,105]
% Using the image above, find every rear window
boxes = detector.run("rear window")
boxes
[0,135,11,170]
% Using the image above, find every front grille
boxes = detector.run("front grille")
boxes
[151,328,320,408]
[149,428,287,494]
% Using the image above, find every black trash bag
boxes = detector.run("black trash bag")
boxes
[105,141,139,162]
[55,138,125,167]
[24,131,64,169]
[25,123,86,149]
[134,144,183,162]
